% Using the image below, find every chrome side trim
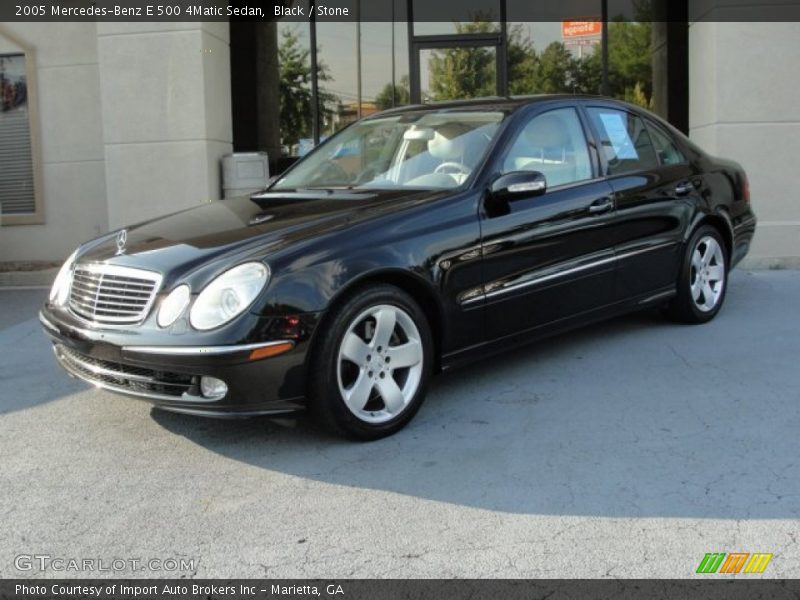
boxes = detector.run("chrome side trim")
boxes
[616,241,676,260]
[637,289,676,305]
[478,254,616,303]
[121,340,295,356]
[460,241,676,306]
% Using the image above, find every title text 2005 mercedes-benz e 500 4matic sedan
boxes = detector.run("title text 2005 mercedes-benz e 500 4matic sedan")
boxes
[41,96,757,439]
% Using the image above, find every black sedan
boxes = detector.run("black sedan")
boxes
[40,96,757,439]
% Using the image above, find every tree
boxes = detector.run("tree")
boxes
[571,50,603,95]
[506,24,538,95]
[277,27,313,147]
[427,21,497,101]
[606,19,653,107]
[532,42,576,93]
[375,75,410,110]
[277,27,335,148]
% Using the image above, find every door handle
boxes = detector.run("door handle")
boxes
[588,197,613,214]
[675,182,693,196]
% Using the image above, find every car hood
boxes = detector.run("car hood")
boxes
[76,189,445,280]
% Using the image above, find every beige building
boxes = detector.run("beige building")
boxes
[0,22,232,263]
[0,6,797,268]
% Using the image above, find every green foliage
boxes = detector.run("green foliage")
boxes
[279,17,655,148]
[606,20,653,107]
[533,42,576,93]
[424,19,654,107]
[506,24,537,95]
[277,27,313,146]
[277,27,335,147]
[375,75,411,110]
[427,21,498,101]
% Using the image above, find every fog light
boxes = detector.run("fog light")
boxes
[200,376,228,399]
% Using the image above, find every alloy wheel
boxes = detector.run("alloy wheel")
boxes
[690,235,726,312]
[336,304,424,424]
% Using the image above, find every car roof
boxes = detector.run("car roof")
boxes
[370,94,610,118]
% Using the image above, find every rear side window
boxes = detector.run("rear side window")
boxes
[644,121,687,166]
[587,107,659,176]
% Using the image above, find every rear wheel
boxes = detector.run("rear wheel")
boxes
[667,224,728,323]
[308,285,433,440]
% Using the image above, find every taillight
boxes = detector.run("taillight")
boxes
[742,175,750,203]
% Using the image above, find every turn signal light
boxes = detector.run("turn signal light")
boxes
[249,342,295,361]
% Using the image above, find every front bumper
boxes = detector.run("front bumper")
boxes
[40,307,314,416]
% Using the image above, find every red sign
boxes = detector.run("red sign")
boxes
[562,19,602,39]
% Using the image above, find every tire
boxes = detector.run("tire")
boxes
[666,224,729,324]
[308,284,434,440]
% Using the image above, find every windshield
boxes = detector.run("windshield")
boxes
[273,110,505,191]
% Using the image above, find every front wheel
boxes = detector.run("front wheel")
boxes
[666,225,728,324]
[308,285,433,440]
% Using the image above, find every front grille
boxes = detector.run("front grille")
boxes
[55,345,196,400]
[68,263,161,324]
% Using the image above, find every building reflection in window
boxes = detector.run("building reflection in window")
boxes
[230,0,684,173]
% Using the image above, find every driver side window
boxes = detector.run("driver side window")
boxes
[502,107,592,188]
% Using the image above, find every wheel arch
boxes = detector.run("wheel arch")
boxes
[310,268,446,371]
[686,210,734,262]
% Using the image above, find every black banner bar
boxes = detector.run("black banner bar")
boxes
[2,0,800,22]
[4,580,800,600]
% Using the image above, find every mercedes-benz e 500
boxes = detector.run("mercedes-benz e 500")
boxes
[41,96,757,439]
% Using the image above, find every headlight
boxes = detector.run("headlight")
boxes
[49,249,79,306]
[189,262,269,330]
[157,284,190,328]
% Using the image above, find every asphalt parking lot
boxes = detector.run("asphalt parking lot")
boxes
[1,269,799,578]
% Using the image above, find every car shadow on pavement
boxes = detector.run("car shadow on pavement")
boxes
[0,318,85,414]
[151,294,800,520]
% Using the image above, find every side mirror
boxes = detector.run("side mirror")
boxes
[490,171,547,200]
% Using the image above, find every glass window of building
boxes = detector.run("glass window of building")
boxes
[0,49,41,223]
[276,19,315,157]
[412,0,500,36]
[419,45,498,102]
[505,1,604,95]
[229,0,686,175]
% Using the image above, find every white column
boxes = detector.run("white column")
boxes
[96,23,232,229]
[689,13,800,267]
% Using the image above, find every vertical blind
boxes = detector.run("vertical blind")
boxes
[0,103,36,215]
[0,51,36,216]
